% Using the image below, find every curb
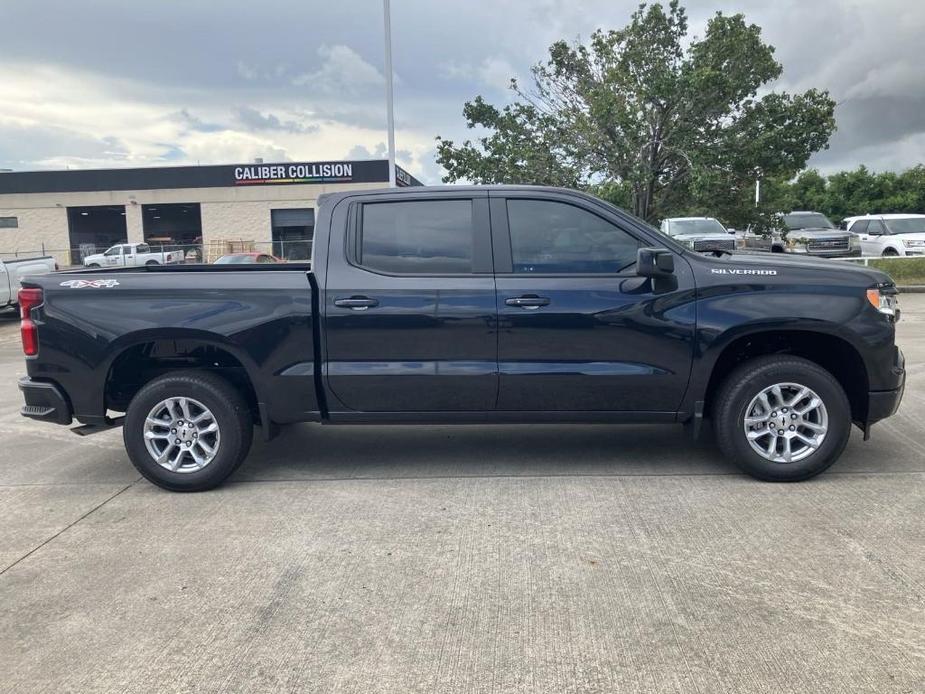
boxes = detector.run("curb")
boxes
[898,286,925,293]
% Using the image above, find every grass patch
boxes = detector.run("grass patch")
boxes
[863,257,925,285]
[845,256,925,285]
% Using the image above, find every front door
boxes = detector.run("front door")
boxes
[491,192,696,412]
[323,192,498,413]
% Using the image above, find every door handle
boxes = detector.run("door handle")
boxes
[334,296,379,311]
[505,295,550,309]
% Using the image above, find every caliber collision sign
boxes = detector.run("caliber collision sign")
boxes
[234,162,354,185]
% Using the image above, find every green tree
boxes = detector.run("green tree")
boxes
[436,1,836,223]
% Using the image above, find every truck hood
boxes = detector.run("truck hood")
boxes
[696,250,892,286]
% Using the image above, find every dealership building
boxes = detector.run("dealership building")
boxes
[0,159,421,266]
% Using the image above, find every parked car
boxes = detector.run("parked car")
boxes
[17,186,904,491]
[842,214,925,256]
[740,212,861,257]
[659,217,735,252]
[214,252,282,264]
[1,256,57,310]
[83,243,184,268]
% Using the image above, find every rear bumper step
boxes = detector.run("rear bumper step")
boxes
[19,378,73,426]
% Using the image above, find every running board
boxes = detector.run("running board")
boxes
[71,416,125,436]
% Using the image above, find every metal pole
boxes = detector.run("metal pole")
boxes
[755,179,761,208]
[383,0,396,187]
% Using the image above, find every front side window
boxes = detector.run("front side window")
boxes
[506,199,641,273]
[104,247,121,256]
[867,220,886,235]
[359,200,474,274]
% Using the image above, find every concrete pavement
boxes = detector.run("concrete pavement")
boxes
[0,298,923,693]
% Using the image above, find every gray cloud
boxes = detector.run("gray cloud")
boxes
[235,106,319,134]
[0,1,922,181]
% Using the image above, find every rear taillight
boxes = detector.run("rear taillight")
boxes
[18,287,43,356]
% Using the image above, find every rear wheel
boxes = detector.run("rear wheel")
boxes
[713,356,851,481]
[123,371,253,491]
[145,259,160,266]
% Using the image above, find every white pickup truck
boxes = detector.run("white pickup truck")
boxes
[1,256,58,309]
[83,243,184,268]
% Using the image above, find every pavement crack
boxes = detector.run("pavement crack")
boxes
[0,479,138,576]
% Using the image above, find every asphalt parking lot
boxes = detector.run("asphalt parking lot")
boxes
[0,299,923,694]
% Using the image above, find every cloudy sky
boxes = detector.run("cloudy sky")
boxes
[0,0,922,182]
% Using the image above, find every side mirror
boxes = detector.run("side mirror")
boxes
[637,247,675,278]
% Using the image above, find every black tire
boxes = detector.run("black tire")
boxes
[145,260,159,266]
[86,263,101,268]
[882,248,899,257]
[713,356,851,482]
[123,370,253,491]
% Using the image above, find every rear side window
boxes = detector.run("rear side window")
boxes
[506,199,641,273]
[359,200,474,274]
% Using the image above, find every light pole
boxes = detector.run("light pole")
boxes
[383,0,396,187]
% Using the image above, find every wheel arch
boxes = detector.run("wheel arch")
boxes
[701,328,870,424]
[103,330,263,421]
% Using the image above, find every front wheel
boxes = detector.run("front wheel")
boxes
[86,263,101,268]
[882,248,899,257]
[713,356,851,481]
[123,371,253,491]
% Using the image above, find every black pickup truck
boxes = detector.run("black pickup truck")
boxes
[17,186,905,491]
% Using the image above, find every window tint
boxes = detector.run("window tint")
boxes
[359,200,474,274]
[136,243,150,253]
[850,220,868,234]
[104,247,120,256]
[506,199,641,273]
[867,220,886,235]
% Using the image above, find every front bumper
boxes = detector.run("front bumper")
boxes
[867,348,905,425]
[19,377,73,425]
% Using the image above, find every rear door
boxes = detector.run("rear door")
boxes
[323,191,498,413]
[491,190,696,413]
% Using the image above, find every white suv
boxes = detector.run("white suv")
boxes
[843,214,925,256]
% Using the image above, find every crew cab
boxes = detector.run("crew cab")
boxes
[1,256,57,309]
[843,214,925,256]
[83,242,184,268]
[17,186,905,491]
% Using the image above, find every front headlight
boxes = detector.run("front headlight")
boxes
[867,287,900,320]
[849,235,861,249]
[786,236,809,252]
[903,240,925,248]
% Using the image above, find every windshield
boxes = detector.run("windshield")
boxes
[783,213,834,230]
[665,219,726,236]
[214,255,255,264]
[884,218,925,234]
